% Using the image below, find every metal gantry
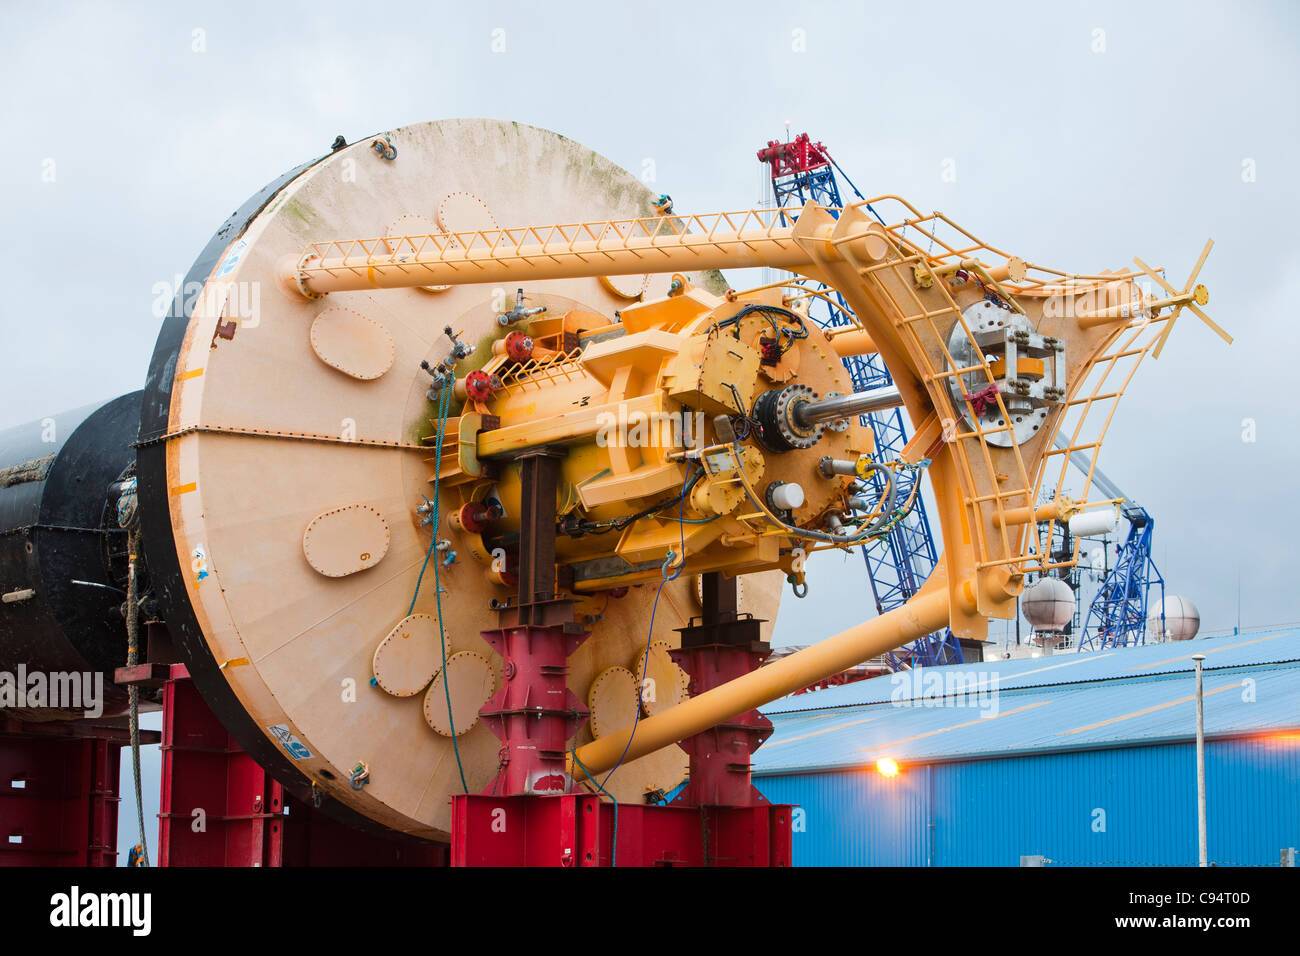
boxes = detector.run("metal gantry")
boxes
[757,133,961,669]
[1053,436,1167,651]
[1076,506,1166,650]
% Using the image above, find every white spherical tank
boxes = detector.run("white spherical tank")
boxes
[1022,577,1075,633]
[1148,596,1200,642]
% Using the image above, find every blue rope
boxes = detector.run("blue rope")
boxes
[571,748,619,867]
[409,379,469,793]
[598,579,664,792]
[408,513,437,618]
[598,462,695,791]
[575,461,699,863]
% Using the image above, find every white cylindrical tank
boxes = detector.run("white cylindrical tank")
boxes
[1022,577,1075,633]
[1148,596,1200,642]
[1068,506,1119,538]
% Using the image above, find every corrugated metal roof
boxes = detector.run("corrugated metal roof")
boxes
[754,629,1300,775]
[764,628,1300,713]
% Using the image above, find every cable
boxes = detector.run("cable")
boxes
[568,581,661,867]
[823,150,886,225]
[125,527,149,867]
[599,562,666,792]
[565,460,705,536]
[654,513,718,525]
[713,304,809,356]
[733,448,903,545]
[409,379,468,793]
[679,463,689,561]
[408,517,438,617]
[596,462,694,792]
[721,382,756,440]
[571,748,620,867]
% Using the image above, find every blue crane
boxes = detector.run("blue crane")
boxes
[756,133,962,668]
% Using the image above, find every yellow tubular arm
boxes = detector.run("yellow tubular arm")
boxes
[280,206,899,297]
[283,211,823,296]
[570,586,951,780]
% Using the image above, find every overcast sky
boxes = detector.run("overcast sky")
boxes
[3,1,1297,858]
[4,0,1296,629]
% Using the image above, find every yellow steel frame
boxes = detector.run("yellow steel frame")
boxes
[282,197,1227,777]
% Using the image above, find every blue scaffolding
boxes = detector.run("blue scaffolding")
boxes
[1049,436,1167,651]
[1076,506,1167,650]
[757,134,961,668]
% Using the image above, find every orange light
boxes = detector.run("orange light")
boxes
[1259,731,1300,746]
[876,757,900,777]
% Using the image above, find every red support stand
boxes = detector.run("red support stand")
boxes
[669,640,774,808]
[450,562,793,866]
[2,553,793,868]
[158,664,446,866]
[480,624,589,796]
[0,721,125,867]
[451,794,790,866]
[671,571,775,808]
[158,663,283,866]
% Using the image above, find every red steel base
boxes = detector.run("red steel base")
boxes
[450,792,791,866]
[159,665,446,866]
[671,641,774,808]
[479,623,589,796]
[449,586,794,867]
[0,724,123,866]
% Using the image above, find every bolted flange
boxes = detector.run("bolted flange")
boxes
[753,383,824,452]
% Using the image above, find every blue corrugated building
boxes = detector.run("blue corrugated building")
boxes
[752,629,1300,866]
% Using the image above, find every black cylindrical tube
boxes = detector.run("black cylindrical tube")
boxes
[0,391,142,718]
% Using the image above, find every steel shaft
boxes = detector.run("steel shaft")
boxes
[793,384,904,427]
